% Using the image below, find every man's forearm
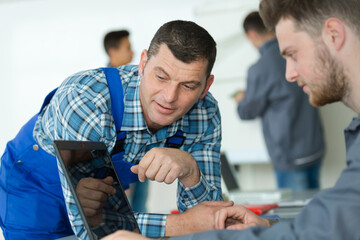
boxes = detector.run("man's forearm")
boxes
[165,213,186,236]
[164,209,209,236]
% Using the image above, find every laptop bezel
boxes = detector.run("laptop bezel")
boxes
[53,140,141,239]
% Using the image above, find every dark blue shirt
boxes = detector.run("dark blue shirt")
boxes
[237,38,324,170]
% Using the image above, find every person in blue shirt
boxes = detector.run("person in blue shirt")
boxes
[233,11,325,191]
[101,0,360,239]
[0,20,232,239]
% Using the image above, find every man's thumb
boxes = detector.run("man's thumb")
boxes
[131,165,139,174]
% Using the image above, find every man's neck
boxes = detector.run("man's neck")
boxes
[257,34,275,49]
[109,59,127,68]
[339,30,360,114]
[343,76,360,114]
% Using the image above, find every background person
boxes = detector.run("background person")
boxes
[233,11,325,191]
[104,30,134,67]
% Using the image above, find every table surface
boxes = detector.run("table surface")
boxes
[265,190,318,220]
[226,149,270,164]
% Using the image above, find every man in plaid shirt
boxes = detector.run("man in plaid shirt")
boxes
[32,20,232,238]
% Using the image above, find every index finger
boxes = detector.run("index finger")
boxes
[202,200,234,207]
[137,151,155,182]
[215,207,236,229]
[215,205,248,229]
[214,210,224,229]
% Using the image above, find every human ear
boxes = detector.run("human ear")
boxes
[323,18,345,51]
[138,50,148,77]
[200,75,214,99]
[246,30,260,47]
[246,30,256,39]
[108,48,115,57]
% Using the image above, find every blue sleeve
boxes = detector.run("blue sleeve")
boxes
[134,213,167,237]
[176,106,223,212]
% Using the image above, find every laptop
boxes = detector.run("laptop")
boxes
[53,140,140,240]
[220,152,292,204]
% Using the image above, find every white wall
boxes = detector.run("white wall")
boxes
[0,0,356,238]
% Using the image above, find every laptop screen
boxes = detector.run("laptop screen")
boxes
[54,140,140,240]
[220,152,241,192]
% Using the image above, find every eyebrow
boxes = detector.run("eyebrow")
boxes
[154,66,170,78]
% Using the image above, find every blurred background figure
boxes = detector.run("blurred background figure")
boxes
[233,11,325,191]
[103,29,147,212]
[104,30,134,68]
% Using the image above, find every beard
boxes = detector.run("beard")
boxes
[307,42,349,107]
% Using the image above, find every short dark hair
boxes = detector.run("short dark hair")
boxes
[259,0,360,37]
[103,30,130,55]
[243,11,268,34]
[147,20,217,78]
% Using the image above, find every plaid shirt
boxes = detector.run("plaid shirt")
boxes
[33,65,223,238]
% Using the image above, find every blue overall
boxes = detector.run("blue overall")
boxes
[0,68,130,239]
[0,68,185,239]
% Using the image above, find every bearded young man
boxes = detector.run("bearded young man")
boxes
[102,1,360,239]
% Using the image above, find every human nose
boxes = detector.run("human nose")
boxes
[163,83,178,103]
[285,60,298,83]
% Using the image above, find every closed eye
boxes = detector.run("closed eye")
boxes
[183,82,200,91]
[157,75,166,81]
[184,84,195,90]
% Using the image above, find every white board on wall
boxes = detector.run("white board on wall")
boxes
[195,0,270,163]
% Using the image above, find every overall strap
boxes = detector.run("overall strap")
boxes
[100,68,126,155]
[39,88,58,113]
[100,68,124,139]
[165,129,185,148]
[99,68,137,187]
